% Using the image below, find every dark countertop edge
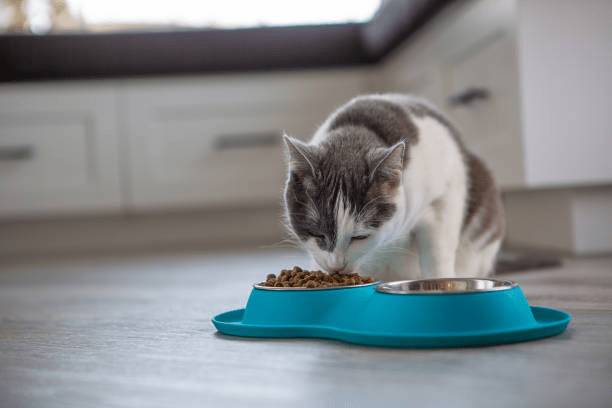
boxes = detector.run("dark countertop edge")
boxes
[0,0,455,83]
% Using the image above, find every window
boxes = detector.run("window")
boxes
[1,0,382,34]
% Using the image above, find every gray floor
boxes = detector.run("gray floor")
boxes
[0,249,611,408]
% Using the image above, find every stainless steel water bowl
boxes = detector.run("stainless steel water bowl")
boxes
[376,278,517,294]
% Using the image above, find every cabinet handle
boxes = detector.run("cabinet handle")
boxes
[0,145,34,160]
[214,132,280,150]
[447,87,490,107]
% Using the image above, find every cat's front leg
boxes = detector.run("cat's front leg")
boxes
[414,195,463,278]
[353,235,421,282]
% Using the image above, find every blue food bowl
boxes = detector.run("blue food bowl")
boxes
[212,278,571,348]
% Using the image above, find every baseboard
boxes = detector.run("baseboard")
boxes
[503,185,612,255]
[0,205,287,259]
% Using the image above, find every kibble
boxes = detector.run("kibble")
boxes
[261,267,375,288]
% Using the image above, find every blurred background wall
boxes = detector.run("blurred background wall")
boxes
[0,0,611,258]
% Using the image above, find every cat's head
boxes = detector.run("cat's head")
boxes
[282,131,405,273]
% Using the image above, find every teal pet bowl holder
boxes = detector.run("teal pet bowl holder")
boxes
[213,278,571,348]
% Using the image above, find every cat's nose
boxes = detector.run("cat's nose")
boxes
[327,254,347,273]
[329,263,349,274]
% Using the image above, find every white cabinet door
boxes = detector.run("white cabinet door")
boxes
[0,84,122,218]
[443,32,525,189]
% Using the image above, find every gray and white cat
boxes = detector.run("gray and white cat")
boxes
[283,94,504,281]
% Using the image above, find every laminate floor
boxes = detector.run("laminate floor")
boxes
[1,249,610,408]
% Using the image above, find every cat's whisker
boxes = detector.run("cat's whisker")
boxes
[384,246,419,255]
[260,240,301,250]
[376,246,419,256]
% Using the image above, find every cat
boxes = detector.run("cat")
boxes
[282,94,504,282]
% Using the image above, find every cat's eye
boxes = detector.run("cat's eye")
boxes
[351,235,370,242]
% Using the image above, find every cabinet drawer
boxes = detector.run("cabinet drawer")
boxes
[127,108,321,209]
[0,85,121,218]
[444,32,525,188]
[0,119,92,191]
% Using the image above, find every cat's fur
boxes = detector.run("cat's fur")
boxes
[283,94,504,281]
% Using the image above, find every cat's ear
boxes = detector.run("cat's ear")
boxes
[368,141,405,183]
[283,134,318,177]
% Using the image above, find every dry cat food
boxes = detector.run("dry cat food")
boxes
[261,266,375,288]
